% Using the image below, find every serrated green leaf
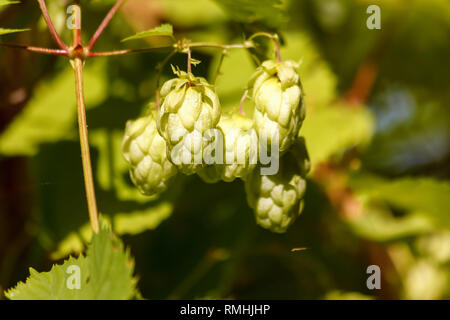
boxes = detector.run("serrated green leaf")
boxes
[85,222,135,299]
[0,61,107,156]
[5,220,136,300]
[5,256,88,300]
[0,27,29,35]
[349,174,450,228]
[122,23,173,42]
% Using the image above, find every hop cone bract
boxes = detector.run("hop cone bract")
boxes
[122,109,177,195]
[245,138,310,233]
[198,113,258,183]
[157,67,221,175]
[248,60,305,153]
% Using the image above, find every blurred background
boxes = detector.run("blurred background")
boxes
[0,0,449,300]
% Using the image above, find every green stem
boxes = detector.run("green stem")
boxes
[73,58,99,234]
[88,41,253,58]
[247,32,282,62]
[187,42,252,50]
[213,49,227,85]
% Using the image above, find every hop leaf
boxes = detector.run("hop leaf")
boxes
[122,108,177,195]
[122,23,173,42]
[245,138,310,233]
[157,68,221,175]
[249,60,305,153]
[5,220,136,300]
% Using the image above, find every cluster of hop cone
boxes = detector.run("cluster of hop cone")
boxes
[122,59,310,233]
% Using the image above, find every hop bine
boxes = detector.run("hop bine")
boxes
[157,66,221,175]
[122,108,177,195]
[248,60,305,153]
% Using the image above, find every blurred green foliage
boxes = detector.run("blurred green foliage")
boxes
[0,0,449,300]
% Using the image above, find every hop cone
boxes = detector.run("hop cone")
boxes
[245,138,310,233]
[198,113,258,183]
[157,67,221,175]
[248,60,305,153]
[122,109,177,195]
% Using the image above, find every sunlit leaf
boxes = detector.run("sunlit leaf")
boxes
[5,220,136,300]
[122,23,173,42]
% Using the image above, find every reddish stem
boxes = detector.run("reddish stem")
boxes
[0,42,68,56]
[273,40,282,63]
[88,49,132,57]
[37,0,68,50]
[88,45,176,57]
[87,0,124,50]
[187,48,192,74]
[238,89,248,115]
[72,3,82,48]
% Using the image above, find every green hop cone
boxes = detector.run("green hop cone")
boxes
[157,66,221,175]
[248,60,305,153]
[122,109,177,195]
[198,113,258,183]
[245,138,310,233]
